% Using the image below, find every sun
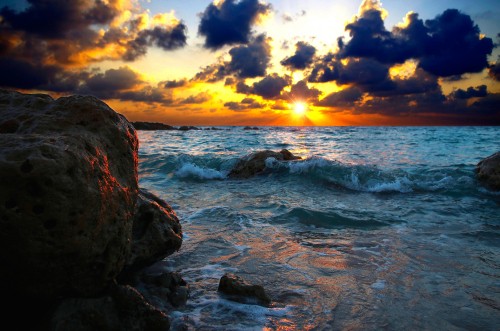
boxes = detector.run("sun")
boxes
[293,102,307,115]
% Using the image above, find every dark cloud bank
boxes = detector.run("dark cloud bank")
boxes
[194,1,498,123]
[0,0,187,103]
[0,0,498,124]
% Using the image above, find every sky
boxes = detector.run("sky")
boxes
[0,0,499,126]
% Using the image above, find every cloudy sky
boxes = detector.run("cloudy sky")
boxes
[1,0,499,125]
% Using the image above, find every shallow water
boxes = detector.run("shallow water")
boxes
[138,126,500,330]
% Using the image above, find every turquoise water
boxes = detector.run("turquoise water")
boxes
[138,127,499,330]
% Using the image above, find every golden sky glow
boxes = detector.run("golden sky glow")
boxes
[1,0,499,125]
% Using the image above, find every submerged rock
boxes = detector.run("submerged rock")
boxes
[218,273,271,305]
[0,89,138,299]
[228,149,301,178]
[477,151,500,191]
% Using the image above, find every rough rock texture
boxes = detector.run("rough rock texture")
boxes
[52,284,170,331]
[141,272,189,308]
[228,149,301,178]
[477,151,500,191]
[218,273,271,305]
[125,188,183,272]
[0,89,139,300]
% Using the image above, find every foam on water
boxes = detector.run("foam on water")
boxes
[137,127,500,330]
[175,162,227,180]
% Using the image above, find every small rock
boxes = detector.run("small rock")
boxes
[477,151,500,191]
[229,149,301,178]
[218,273,271,305]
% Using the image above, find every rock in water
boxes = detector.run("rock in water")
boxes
[228,149,301,178]
[0,89,139,299]
[126,188,183,272]
[477,151,500,191]
[218,273,271,305]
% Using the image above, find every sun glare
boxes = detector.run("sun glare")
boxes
[293,102,307,116]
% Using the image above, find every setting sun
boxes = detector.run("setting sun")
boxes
[293,102,307,115]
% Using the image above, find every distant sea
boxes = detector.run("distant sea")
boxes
[137,126,499,330]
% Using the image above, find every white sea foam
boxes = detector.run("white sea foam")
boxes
[175,162,227,180]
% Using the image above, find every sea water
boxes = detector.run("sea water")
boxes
[137,126,499,330]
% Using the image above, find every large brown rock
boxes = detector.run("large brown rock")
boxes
[0,89,139,299]
[51,284,170,331]
[477,151,500,191]
[228,149,301,178]
[126,188,183,272]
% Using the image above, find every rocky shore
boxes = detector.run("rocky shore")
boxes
[2,89,497,330]
[0,90,184,330]
[0,89,275,330]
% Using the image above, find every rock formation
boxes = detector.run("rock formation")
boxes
[0,89,183,329]
[228,149,301,178]
[477,151,500,191]
[126,188,182,272]
[52,284,170,331]
[218,273,271,306]
[132,121,175,130]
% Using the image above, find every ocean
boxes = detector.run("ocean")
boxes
[137,126,499,330]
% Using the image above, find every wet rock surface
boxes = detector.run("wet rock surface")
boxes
[477,151,500,191]
[229,149,302,178]
[218,273,271,306]
[52,284,170,331]
[125,188,183,273]
[0,89,185,330]
[0,89,139,299]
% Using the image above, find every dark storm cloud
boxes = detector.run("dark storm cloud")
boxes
[193,34,272,82]
[316,86,363,108]
[489,58,500,81]
[224,97,264,111]
[124,23,187,61]
[284,80,321,102]
[164,79,188,88]
[180,92,211,104]
[309,57,392,92]
[451,85,488,99]
[119,86,173,104]
[281,42,316,70]
[74,66,171,105]
[338,7,494,77]
[418,9,494,77]
[0,0,188,76]
[84,67,142,92]
[371,69,440,97]
[0,58,59,89]
[0,0,116,38]
[0,57,90,92]
[246,74,291,99]
[228,34,272,78]
[198,0,271,50]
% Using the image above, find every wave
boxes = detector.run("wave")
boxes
[139,153,478,193]
[265,156,475,194]
[273,207,388,229]
[176,163,227,180]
